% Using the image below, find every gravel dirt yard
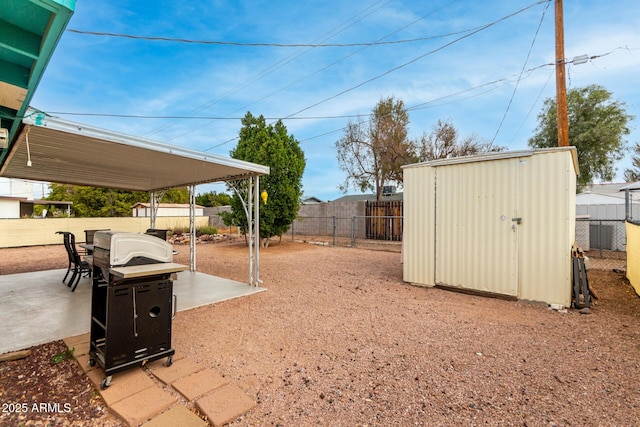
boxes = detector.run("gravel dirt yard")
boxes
[1,241,639,426]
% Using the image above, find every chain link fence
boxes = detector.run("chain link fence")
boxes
[286,216,627,270]
[285,216,402,252]
[575,218,627,271]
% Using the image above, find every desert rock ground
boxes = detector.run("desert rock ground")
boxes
[1,241,639,426]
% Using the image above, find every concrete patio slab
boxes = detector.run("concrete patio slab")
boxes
[0,269,265,354]
[110,386,177,427]
[196,384,256,427]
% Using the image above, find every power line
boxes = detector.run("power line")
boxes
[42,111,368,120]
[38,61,557,124]
[490,0,550,143]
[35,45,626,126]
[144,0,392,140]
[510,69,555,141]
[194,0,460,142]
[282,0,551,121]
[37,65,541,123]
[176,1,462,150]
[159,1,471,144]
[59,1,547,150]
[64,26,485,48]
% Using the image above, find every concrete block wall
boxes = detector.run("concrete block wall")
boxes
[292,201,366,238]
[203,201,368,239]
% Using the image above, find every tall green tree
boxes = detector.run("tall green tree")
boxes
[335,96,416,200]
[157,188,190,204]
[417,118,504,161]
[528,84,633,189]
[196,191,232,207]
[222,112,305,246]
[624,142,640,182]
[46,184,189,217]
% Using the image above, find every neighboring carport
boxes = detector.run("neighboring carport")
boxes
[0,109,270,284]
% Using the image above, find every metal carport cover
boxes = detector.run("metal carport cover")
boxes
[1,111,269,191]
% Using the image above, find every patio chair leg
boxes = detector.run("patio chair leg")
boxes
[62,260,73,284]
[68,270,78,288]
[71,275,81,292]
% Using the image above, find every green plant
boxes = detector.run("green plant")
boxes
[172,227,189,235]
[197,226,218,236]
[51,347,75,364]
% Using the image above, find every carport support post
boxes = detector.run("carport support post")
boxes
[189,185,196,271]
[248,176,253,286]
[228,176,261,286]
[254,175,261,285]
[149,191,157,230]
[247,176,261,286]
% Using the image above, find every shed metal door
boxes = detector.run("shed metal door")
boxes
[434,159,519,296]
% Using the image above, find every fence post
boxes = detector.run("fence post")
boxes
[599,220,603,258]
[332,216,337,247]
[351,216,357,248]
[291,220,294,241]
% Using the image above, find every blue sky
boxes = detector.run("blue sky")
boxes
[23,0,640,201]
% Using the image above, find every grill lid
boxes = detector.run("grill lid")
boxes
[94,231,173,266]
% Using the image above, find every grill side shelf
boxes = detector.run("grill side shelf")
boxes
[109,263,187,279]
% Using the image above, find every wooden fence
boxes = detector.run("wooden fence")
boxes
[365,201,403,241]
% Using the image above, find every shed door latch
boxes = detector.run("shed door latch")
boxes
[511,217,522,225]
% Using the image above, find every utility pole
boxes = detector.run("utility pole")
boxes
[555,0,569,147]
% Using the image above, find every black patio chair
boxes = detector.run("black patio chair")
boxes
[57,231,91,292]
[56,231,73,284]
[145,228,169,240]
[84,229,109,245]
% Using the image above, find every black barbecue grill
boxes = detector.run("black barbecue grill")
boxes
[88,231,187,389]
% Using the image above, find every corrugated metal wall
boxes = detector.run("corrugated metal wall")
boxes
[402,148,576,307]
[434,158,519,296]
[402,165,435,285]
[517,151,574,306]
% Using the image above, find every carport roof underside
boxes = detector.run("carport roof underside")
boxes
[0,111,269,191]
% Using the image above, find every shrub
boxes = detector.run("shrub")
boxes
[197,225,218,236]
[170,226,218,236]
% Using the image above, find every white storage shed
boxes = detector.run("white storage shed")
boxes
[402,147,578,307]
